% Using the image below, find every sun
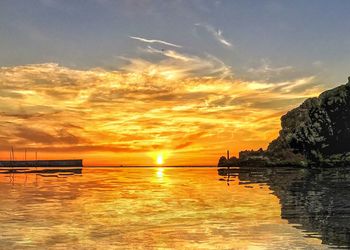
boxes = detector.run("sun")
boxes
[156,154,164,165]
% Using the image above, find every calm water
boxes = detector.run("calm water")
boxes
[0,167,349,249]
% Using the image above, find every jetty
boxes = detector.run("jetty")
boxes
[0,159,83,174]
[0,159,82,168]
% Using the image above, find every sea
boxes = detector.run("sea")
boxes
[0,166,349,249]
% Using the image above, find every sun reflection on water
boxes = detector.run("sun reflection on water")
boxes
[156,168,164,178]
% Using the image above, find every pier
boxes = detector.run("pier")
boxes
[0,159,83,168]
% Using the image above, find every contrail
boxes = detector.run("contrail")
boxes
[129,36,182,48]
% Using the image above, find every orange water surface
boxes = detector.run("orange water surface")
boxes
[0,167,336,249]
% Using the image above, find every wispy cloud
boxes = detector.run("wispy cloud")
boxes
[195,23,233,48]
[247,59,293,75]
[121,49,232,79]
[241,59,322,88]
[129,36,182,48]
[143,46,194,62]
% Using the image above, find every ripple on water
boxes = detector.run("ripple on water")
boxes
[0,167,348,249]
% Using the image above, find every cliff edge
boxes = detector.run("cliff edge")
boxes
[219,77,350,167]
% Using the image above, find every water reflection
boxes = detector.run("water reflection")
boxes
[156,167,164,178]
[218,166,350,249]
[0,167,339,249]
[0,169,82,185]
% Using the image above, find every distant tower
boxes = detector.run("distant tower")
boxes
[227,150,230,160]
[11,146,14,161]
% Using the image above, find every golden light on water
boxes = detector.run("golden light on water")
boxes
[0,168,326,249]
[156,168,164,178]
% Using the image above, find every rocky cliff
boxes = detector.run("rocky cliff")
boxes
[219,77,350,167]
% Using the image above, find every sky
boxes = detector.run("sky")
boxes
[1,0,350,166]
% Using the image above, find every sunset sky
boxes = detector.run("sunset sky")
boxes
[1,0,350,166]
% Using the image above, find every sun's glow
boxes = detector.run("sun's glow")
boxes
[156,154,164,165]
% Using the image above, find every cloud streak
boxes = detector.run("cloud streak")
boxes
[144,46,193,62]
[195,23,233,48]
[121,48,233,79]
[129,36,182,48]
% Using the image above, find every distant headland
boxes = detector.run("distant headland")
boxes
[219,77,350,168]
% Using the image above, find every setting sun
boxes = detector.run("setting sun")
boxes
[156,154,164,165]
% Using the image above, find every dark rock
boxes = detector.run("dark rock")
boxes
[217,156,239,167]
[218,156,228,167]
[218,77,350,167]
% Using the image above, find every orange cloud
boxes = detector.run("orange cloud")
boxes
[0,63,324,165]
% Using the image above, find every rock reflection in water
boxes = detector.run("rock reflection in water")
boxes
[0,168,340,249]
[218,166,350,248]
